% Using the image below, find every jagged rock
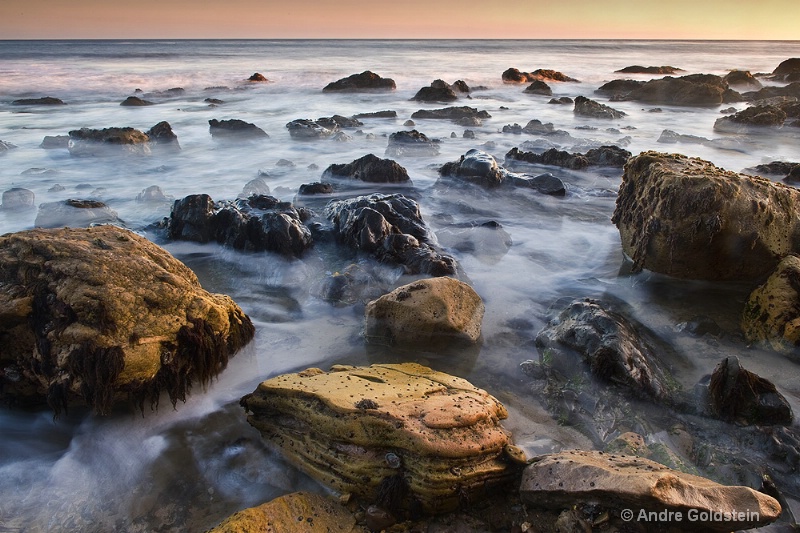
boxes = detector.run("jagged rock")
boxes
[574,96,626,119]
[523,80,552,96]
[67,127,151,156]
[412,80,458,102]
[439,149,506,187]
[34,199,121,228]
[708,356,792,425]
[534,298,677,402]
[286,118,339,139]
[743,83,800,101]
[11,96,65,105]
[322,154,410,183]
[714,105,787,133]
[240,362,523,514]
[520,450,781,532]
[410,106,491,122]
[40,135,69,149]
[723,70,762,90]
[209,491,363,533]
[324,193,457,276]
[385,130,439,157]
[145,121,180,150]
[615,65,682,74]
[120,96,154,106]
[502,68,578,83]
[208,119,268,140]
[0,225,254,414]
[612,151,800,280]
[742,254,800,352]
[365,277,484,348]
[167,194,312,257]
[247,72,268,82]
[751,161,800,179]
[1,188,34,210]
[323,71,396,92]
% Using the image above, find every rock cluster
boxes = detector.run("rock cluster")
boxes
[410,106,491,124]
[502,68,578,83]
[598,74,739,106]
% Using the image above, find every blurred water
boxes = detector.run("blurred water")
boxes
[1,39,800,531]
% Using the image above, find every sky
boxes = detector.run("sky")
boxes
[1,0,798,40]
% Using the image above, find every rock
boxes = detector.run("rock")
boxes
[142,87,185,99]
[1,188,34,210]
[773,58,800,80]
[573,96,626,119]
[34,199,121,228]
[629,74,737,106]
[240,362,522,515]
[286,118,339,140]
[241,177,270,197]
[167,194,312,257]
[135,185,169,203]
[38,135,68,149]
[657,129,710,145]
[534,298,677,402]
[410,106,491,122]
[742,254,800,352]
[120,96,154,106]
[548,96,574,105]
[208,119,268,140]
[708,356,792,425]
[11,96,66,105]
[208,491,363,533]
[298,182,334,195]
[615,65,682,74]
[204,97,223,106]
[743,82,800,101]
[612,151,800,280]
[352,110,397,119]
[435,220,513,264]
[318,115,364,129]
[145,121,180,150]
[520,450,781,532]
[723,70,762,90]
[67,127,151,156]
[385,130,440,157]
[0,225,254,414]
[714,105,787,133]
[522,119,555,135]
[523,80,552,96]
[323,71,396,92]
[412,80,458,102]
[506,145,631,170]
[365,277,484,348]
[439,149,506,187]
[322,154,410,184]
[324,193,457,276]
[751,161,800,178]
[502,68,578,83]
[595,79,646,96]
[247,72,268,82]
[527,173,567,196]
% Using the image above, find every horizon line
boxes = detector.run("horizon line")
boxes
[2,37,799,42]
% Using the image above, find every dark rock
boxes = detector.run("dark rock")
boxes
[412,80,458,102]
[318,115,363,129]
[573,96,626,119]
[120,96,154,106]
[723,70,762,90]
[615,65,682,74]
[208,119,268,140]
[522,119,555,135]
[385,130,439,157]
[714,105,787,132]
[773,58,800,78]
[451,80,470,93]
[523,80,552,96]
[743,82,800,101]
[322,70,396,92]
[323,154,410,184]
[167,194,312,257]
[145,121,180,150]
[506,145,631,170]
[629,74,736,106]
[439,149,506,188]
[708,356,793,425]
[752,161,800,177]
[410,106,491,122]
[502,67,578,83]
[67,127,151,156]
[584,145,632,167]
[142,87,185,99]
[247,72,268,82]
[298,182,334,195]
[324,193,457,276]
[502,123,523,134]
[534,298,677,402]
[34,199,120,228]
[352,110,397,119]
[1,188,35,210]
[521,173,566,196]
[39,135,70,149]
[595,79,646,96]
[548,96,574,105]
[285,118,338,140]
[204,98,224,105]
[11,96,66,105]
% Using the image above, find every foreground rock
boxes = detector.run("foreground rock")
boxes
[0,226,255,414]
[167,194,312,257]
[520,450,781,532]
[322,71,396,91]
[708,356,793,425]
[34,199,120,228]
[612,151,800,280]
[209,491,363,533]
[742,254,800,352]
[365,277,484,349]
[240,363,523,515]
[324,193,456,276]
[322,154,410,183]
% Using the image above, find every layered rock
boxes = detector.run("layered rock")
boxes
[612,151,800,280]
[573,96,626,119]
[324,193,456,276]
[708,356,793,425]
[520,450,781,532]
[208,119,269,140]
[322,154,411,183]
[34,199,120,228]
[714,104,787,133]
[364,277,484,348]
[0,225,255,414]
[240,363,524,514]
[167,194,312,257]
[323,71,396,91]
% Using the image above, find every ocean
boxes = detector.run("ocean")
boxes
[1,39,799,531]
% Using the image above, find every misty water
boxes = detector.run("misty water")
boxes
[1,40,800,531]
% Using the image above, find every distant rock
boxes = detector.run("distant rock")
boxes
[1,188,35,211]
[657,129,710,145]
[507,144,631,171]
[67,127,151,156]
[318,115,363,129]
[385,129,440,157]
[40,135,70,149]
[723,70,762,90]
[548,96,574,105]
[323,153,410,183]
[523,80,552,96]
[615,65,682,74]
[410,106,491,122]
[595,79,646,96]
[208,119,269,140]
[247,72,268,82]
[742,82,800,102]
[502,67,578,83]
[322,70,396,92]
[120,96,154,106]
[751,160,800,179]
[573,95,626,119]
[352,110,397,119]
[241,177,270,197]
[135,185,169,203]
[34,199,120,228]
[298,182,334,195]
[11,96,66,105]
[708,356,792,425]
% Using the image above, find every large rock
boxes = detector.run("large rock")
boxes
[34,199,121,228]
[323,71,396,92]
[167,194,312,257]
[145,121,180,151]
[708,356,793,425]
[1,188,35,211]
[412,80,458,102]
[0,226,255,414]
[209,491,363,533]
[364,277,484,348]
[573,96,626,119]
[439,149,506,188]
[324,193,457,276]
[520,450,781,532]
[240,362,524,514]
[773,58,800,80]
[628,74,738,106]
[612,151,800,280]
[67,127,151,156]
[322,154,410,183]
[742,254,800,352]
[208,119,269,140]
[523,80,552,96]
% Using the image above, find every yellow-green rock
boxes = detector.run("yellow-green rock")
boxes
[742,254,800,352]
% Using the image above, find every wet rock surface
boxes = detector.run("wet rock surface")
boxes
[0,225,254,414]
[240,362,523,515]
[573,96,626,119]
[615,65,682,74]
[67,127,152,156]
[286,118,340,139]
[506,145,631,170]
[410,105,491,122]
[502,67,578,83]
[11,96,66,105]
[322,153,411,183]
[714,104,788,132]
[323,71,396,91]
[385,130,440,157]
[742,254,800,352]
[603,74,738,106]
[208,118,269,140]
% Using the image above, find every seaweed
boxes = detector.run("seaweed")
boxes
[67,343,125,416]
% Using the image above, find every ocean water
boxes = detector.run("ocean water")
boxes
[1,39,800,531]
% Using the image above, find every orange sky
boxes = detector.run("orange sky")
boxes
[1,0,798,39]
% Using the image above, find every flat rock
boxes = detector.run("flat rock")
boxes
[11,96,66,105]
[520,450,781,532]
[615,65,682,74]
[410,106,491,122]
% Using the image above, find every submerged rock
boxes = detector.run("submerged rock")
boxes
[322,154,410,183]
[120,96,154,106]
[39,135,70,149]
[68,127,151,156]
[364,277,484,349]
[247,72,268,82]
[286,118,340,140]
[573,96,626,119]
[208,118,269,140]
[240,362,523,514]
[612,151,800,280]
[708,356,793,425]
[714,104,787,133]
[0,225,255,414]
[145,121,180,150]
[11,96,66,105]
[410,106,491,122]
[323,71,396,92]
[385,130,440,157]
[1,188,35,211]
[520,450,781,532]
[34,199,120,228]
